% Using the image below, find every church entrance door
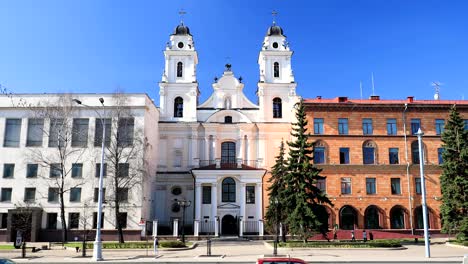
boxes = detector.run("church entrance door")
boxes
[221,214,237,236]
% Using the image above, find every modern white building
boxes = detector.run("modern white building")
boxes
[0,94,158,242]
[154,21,298,236]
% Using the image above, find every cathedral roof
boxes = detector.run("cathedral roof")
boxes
[173,23,191,36]
[266,23,284,36]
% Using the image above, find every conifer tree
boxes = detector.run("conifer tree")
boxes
[283,99,332,242]
[266,140,288,242]
[440,105,468,241]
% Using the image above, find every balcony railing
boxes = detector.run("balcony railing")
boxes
[193,158,263,169]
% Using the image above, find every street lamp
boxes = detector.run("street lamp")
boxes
[73,98,106,261]
[177,199,191,244]
[416,128,431,258]
[273,198,279,256]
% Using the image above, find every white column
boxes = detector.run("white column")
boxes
[152,220,158,238]
[255,183,263,220]
[244,136,249,164]
[211,136,217,161]
[240,183,246,219]
[195,183,202,221]
[194,220,199,237]
[205,136,210,162]
[173,219,179,237]
[239,219,244,237]
[190,131,198,167]
[211,183,218,236]
[237,136,243,160]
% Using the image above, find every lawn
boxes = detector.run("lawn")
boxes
[64,240,191,249]
[275,239,402,248]
[0,244,15,250]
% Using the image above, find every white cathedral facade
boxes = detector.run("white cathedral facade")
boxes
[154,21,298,236]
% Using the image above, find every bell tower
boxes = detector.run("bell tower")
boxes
[159,21,199,122]
[257,16,298,122]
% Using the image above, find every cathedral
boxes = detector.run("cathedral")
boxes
[154,21,299,236]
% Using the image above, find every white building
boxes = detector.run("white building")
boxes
[0,94,158,242]
[154,21,298,236]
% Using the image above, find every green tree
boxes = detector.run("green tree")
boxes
[440,105,468,241]
[266,140,288,242]
[282,99,333,242]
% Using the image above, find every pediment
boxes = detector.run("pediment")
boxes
[205,109,252,123]
[218,203,240,209]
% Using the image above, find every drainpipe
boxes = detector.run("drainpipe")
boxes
[403,103,414,234]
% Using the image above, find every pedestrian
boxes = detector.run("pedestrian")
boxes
[369,232,374,241]
[351,230,355,242]
[153,237,159,258]
[333,228,337,240]
[363,230,367,242]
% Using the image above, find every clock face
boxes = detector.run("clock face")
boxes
[178,42,184,48]
[272,42,279,49]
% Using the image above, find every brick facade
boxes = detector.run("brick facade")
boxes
[263,96,467,232]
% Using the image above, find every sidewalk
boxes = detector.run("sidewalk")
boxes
[1,239,466,263]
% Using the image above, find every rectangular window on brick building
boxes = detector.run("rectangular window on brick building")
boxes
[415,178,422,194]
[202,186,211,204]
[362,118,373,135]
[341,177,351,194]
[313,147,325,164]
[411,119,421,135]
[389,148,399,164]
[316,178,326,194]
[465,120,468,130]
[366,178,376,194]
[339,148,349,164]
[387,118,397,135]
[314,118,324,135]
[435,119,445,135]
[438,148,444,164]
[363,147,375,164]
[391,178,401,195]
[338,118,348,135]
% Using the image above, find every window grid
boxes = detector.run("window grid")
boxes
[339,148,350,164]
[174,97,183,118]
[362,118,373,135]
[71,118,89,147]
[70,188,81,202]
[415,178,422,194]
[26,164,38,178]
[3,164,15,178]
[273,98,282,118]
[313,147,325,164]
[389,148,399,164]
[69,213,80,229]
[4,119,22,147]
[435,119,445,135]
[438,148,444,164]
[117,118,134,147]
[222,178,236,202]
[24,188,36,202]
[26,118,44,147]
[391,178,401,195]
[202,186,211,204]
[71,164,83,178]
[387,119,397,135]
[366,178,376,194]
[246,186,255,204]
[94,118,112,147]
[338,118,349,135]
[1,188,12,202]
[316,179,326,194]
[411,119,421,135]
[341,177,351,194]
[314,118,324,135]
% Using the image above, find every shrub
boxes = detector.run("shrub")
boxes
[160,240,186,248]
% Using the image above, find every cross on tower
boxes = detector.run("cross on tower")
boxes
[272,10,278,24]
[179,9,187,24]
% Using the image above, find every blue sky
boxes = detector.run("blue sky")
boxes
[1,0,467,105]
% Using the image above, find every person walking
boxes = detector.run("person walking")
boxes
[351,230,355,242]
[153,237,159,258]
[363,230,367,242]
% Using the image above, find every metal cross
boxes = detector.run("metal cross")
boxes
[272,10,278,24]
[179,9,187,23]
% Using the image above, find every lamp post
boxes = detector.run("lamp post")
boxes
[73,98,106,261]
[177,199,191,244]
[273,198,279,256]
[416,128,431,258]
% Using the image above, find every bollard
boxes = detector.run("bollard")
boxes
[463,254,468,264]
[207,239,211,256]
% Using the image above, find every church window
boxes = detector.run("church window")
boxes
[273,62,280,78]
[221,142,236,164]
[177,42,184,49]
[224,116,232,124]
[224,97,231,109]
[222,177,236,203]
[202,186,211,204]
[174,97,183,117]
[177,62,183,77]
[246,186,255,204]
[273,98,282,118]
[272,42,279,49]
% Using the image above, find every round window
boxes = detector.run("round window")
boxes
[272,42,279,49]
[171,186,182,196]
[171,202,181,213]
[178,42,184,48]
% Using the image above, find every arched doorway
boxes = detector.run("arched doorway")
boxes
[221,214,237,235]
[414,206,432,229]
[364,205,382,229]
[390,205,406,229]
[339,206,358,230]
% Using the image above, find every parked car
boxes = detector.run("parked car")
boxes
[257,257,308,264]
[0,259,16,264]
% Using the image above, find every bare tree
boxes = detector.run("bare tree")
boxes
[104,93,147,243]
[28,94,88,243]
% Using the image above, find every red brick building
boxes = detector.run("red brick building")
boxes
[303,96,468,232]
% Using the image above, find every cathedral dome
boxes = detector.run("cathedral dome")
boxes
[266,24,284,36]
[173,23,191,36]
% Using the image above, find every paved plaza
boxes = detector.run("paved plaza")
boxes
[0,239,466,263]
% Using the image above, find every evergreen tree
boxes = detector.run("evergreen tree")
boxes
[282,99,333,242]
[266,140,288,242]
[440,105,468,241]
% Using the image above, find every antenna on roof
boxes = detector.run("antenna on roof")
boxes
[179,9,187,24]
[371,72,375,96]
[360,81,363,100]
[272,10,278,24]
[431,81,442,100]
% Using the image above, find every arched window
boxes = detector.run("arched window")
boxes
[273,97,282,118]
[390,205,406,229]
[224,116,232,124]
[273,62,280,78]
[363,140,377,164]
[174,97,183,117]
[221,142,236,164]
[411,141,420,164]
[177,62,183,77]
[313,141,326,164]
[339,205,358,230]
[224,96,231,109]
[222,177,236,202]
[364,205,382,229]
